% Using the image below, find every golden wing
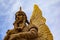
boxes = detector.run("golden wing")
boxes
[30,4,46,27]
[30,4,53,40]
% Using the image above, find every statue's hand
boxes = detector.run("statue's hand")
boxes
[15,27,22,32]
[9,34,19,40]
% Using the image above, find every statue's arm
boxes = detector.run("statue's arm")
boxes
[16,27,38,39]
[4,30,14,40]
[4,30,11,40]
[9,25,38,40]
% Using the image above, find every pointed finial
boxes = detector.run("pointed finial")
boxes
[20,6,22,11]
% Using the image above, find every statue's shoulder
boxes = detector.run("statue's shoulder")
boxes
[6,29,15,35]
[28,24,38,31]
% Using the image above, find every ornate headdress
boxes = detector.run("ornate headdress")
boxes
[15,7,27,20]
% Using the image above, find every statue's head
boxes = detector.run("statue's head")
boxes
[15,7,27,22]
[13,7,29,28]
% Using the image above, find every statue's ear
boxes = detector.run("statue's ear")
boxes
[30,4,46,27]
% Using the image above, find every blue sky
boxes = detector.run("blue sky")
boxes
[0,0,60,40]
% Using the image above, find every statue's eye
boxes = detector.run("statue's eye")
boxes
[18,14,24,17]
[18,14,21,16]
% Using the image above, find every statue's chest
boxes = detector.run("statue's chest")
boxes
[18,23,29,32]
[22,26,29,32]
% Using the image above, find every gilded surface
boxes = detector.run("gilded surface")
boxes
[4,5,53,40]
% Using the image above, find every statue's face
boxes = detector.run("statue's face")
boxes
[16,14,24,21]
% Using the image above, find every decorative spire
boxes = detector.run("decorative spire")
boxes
[20,6,22,11]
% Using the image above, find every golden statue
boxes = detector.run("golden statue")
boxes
[4,4,53,40]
